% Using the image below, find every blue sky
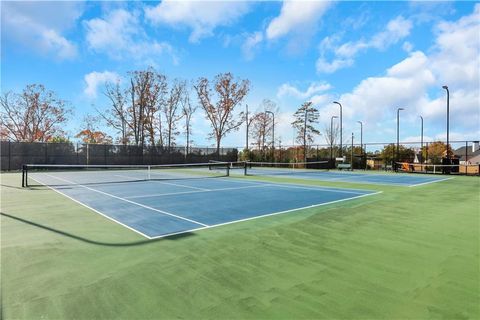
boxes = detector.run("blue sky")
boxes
[2,1,479,149]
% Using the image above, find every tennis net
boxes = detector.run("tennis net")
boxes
[22,162,232,187]
[396,162,480,175]
[245,160,329,176]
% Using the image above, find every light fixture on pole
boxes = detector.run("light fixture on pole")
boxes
[357,121,363,155]
[245,104,249,153]
[333,101,343,157]
[419,115,423,164]
[442,85,450,158]
[357,121,363,169]
[330,116,338,162]
[396,107,405,170]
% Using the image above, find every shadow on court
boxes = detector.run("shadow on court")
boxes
[0,212,195,246]
[0,183,26,190]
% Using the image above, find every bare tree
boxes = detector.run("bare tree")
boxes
[323,122,339,146]
[249,99,276,150]
[101,82,129,144]
[75,115,112,144]
[291,101,320,161]
[194,72,250,156]
[180,81,198,156]
[163,79,185,151]
[0,84,72,142]
[128,69,167,147]
[100,68,167,147]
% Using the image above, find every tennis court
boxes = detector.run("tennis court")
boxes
[245,162,451,187]
[26,164,377,238]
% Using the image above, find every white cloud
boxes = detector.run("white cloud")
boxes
[84,9,177,64]
[242,31,263,60]
[317,16,413,73]
[331,51,435,124]
[277,82,332,99]
[1,1,82,60]
[370,16,413,50]
[312,4,480,142]
[266,1,332,40]
[316,58,354,73]
[144,1,250,43]
[84,71,121,98]
[430,4,480,91]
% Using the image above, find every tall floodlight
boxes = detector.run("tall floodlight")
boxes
[330,116,338,162]
[245,104,249,153]
[419,115,424,163]
[442,85,450,158]
[333,101,342,157]
[357,121,363,155]
[396,107,405,170]
[357,121,363,169]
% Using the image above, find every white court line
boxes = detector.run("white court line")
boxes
[126,184,269,199]
[222,176,374,194]
[266,183,369,194]
[408,177,454,187]
[42,174,208,227]
[245,169,454,187]
[29,175,153,239]
[29,173,382,240]
[114,174,211,191]
[147,191,383,239]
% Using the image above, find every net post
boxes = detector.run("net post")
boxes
[244,161,248,176]
[226,165,230,177]
[22,165,27,187]
[147,165,151,180]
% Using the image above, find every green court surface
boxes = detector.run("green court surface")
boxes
[1,172,479,319]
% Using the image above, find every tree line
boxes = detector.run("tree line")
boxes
[0,67,451,164]
[0,67,325,158]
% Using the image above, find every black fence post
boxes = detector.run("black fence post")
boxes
[8,141,11,171]
[465,141,468,175]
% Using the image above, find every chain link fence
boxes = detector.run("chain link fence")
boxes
[0,141,238,171]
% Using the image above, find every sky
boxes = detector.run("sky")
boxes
[1,0,479,149]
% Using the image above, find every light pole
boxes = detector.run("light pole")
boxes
[442,85,450,158]
[351,132,354,169]
[357,121,363,154]
[396,107,405,170]
[333,101,342,157]
[245,104,249,153]
[419,115,423,163]
[357,121,363,169]
[303,108,308,162]
[330,116,338,162]
[265,110,275,161]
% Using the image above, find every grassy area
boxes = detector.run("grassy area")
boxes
[1,172,479,319]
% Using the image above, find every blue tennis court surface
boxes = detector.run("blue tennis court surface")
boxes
[244,168,451,187]
[29,172,377,239]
